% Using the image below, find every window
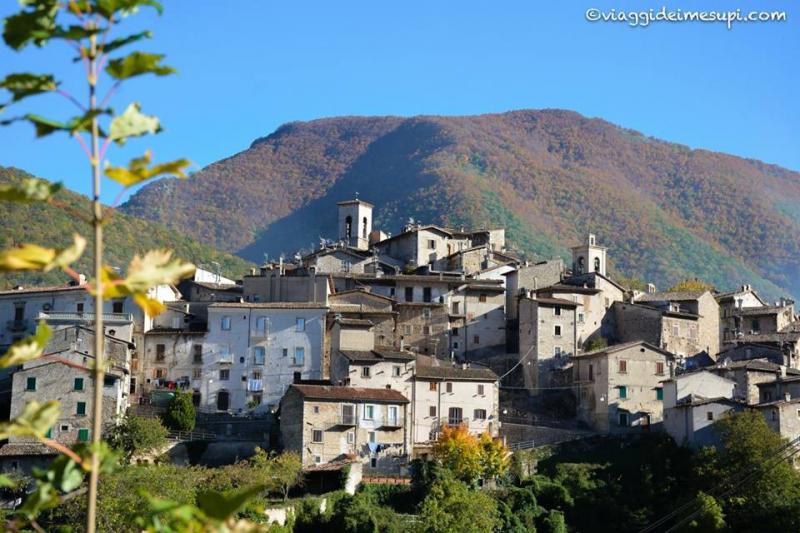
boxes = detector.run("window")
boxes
[218,345,231,363]
[156,344,165,362]
[405,287,414,302]
[477,384,485,395]
[104,376,115,388]
[361,366,371,378]
[473,335,480,344]
[77,302,84,313]
[314,455,322,464]
[751,319,760,332]
[618,412,628,427]
[74,377,84,391]
[313,405,319,414]
[429,406,437,417]
[256,316,268,335]
[14,303,24,321]
[345,215,352,239]
[253,346,266,365]
[479,294,487,303]
[342,404,355,424]
[362,217,368,238]
[554,325,562,336]
[192,369,202,380]
[296,317,306,332]
[474,409,487,420]
[387,405,398,424]
[252,393,262,405]
[294,347,305,366]
[672,323,679,337]
[588,364,594,381]
[618,360,628,373]
[618,386,627,399]
[282,348,288,358]
[422,308,431,318]
[423,326,430,335]
[655,362,665,375]
[112,300,124,313]
[253,370,263,380]
[78,428,90,442]
[219,369,230,381]
[707,411,714,421]
[554,306,561,316]
[403,325,412,335]
[364,405,375,420]
[347,431,355,444]
[423,287,432,303]
[452,301,460,314]
[193,344,203,363]
[76,402,86,416]
[554,346,562,357]
[446,382,453,393]
[154,368,166,379]
[312,430,323,443]
[429,382,437,392]
[656,388,663,401]
[368,431,376,443]
[60,424,69,432]
[578,313,585,323]
[392,366,401,377]
[428,239,436,250]
[448,407,463,425]
[25,377,36,391]
[453,342,459,349]
[594,257,601,272]
[221,316,231,330]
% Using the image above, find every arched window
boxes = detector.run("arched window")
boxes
[577,256,585,274]
[345,215,352,240]
[362,216,368,238]
[594,257,601,272]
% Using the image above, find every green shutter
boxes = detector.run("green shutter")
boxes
[78,428,90,442]
[619,386,627,399]
[44,428,52,439]
[76,402,86,416]
[74,377,84,391]
[656,388,663,401]
[26,377,36,391]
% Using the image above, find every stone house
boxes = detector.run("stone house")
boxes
[757,374,800,404]
[716,285,767,343]
[411,356,500,449]
[572,341,674,432]
[661,370,736,410]
[504,259,565,324]
[518,294,579,393]
[279,384,410,471]
[755,398,800,445]
[704,359,795,405]
[202,302,328,413]
[327,289,398,349]
[663,397,744,449]
[632,290,720,359]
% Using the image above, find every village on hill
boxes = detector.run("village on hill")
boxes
[2,196,798,480]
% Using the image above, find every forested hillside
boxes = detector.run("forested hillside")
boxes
[120,109,800,300]
[0,167,254,288]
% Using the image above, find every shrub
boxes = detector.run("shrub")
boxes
[162,391,196,432]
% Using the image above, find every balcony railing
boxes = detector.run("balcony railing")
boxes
[38,312,133,323]
[335,414,357,426]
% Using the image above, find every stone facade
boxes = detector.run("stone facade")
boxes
[573,341,674,432]
[663,398,743,449]
[518,296,579,392]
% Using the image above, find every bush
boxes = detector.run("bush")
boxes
[162,391,196,432]
[359,483,416,514]
[107,414,169,462]
[419,477,501,533]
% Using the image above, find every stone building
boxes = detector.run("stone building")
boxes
[572,341,674,432]
[571,233,608,276]
[518,294,579,393]
[411,355,499,450]
[755,398,800,445]
[662,397,744,449]
[661,370,736,410]
[716,285,767,343]
[633,290,720,359]
[328,289,397,349]
[201,302,329,413]
[704,359,796,405]
[504,259,566,325]
[279,384,410,471]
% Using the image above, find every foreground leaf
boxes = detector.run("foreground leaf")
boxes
[0,400,61,440]
[109,102,161,145]
[105,51,175,80]
[105,149,190,187]
[124,249,196,292]
[24,109,108,137]
[0,177,62,202]
[0,321,52,369]
[196,485,265,521]
[2,1,60,50]
[0,233,86,272]
[0,72,57,102]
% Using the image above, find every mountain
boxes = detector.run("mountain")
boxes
[0,166,254,288]
[120,110,800,301]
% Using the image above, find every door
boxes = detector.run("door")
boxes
[217,390,230,411]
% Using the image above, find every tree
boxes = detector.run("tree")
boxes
[478,432,510,479]
[584,336,608,352]
[162,391,196,432]
[107,415,168,463]
[678,492,725,532]
[667,278,714,293]
[0,3,194,531]
[432,425,483,484]
[250,447,304,501]
[419,477,501,533]
[539,509,567,533]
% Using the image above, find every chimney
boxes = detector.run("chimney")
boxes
[785,392,792,402]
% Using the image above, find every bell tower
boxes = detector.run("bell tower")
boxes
[571,233,607,276]
[337,198,373,250]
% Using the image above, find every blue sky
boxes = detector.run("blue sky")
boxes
[0,0,797,203]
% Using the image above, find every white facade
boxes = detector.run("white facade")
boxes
[202,303,328,413]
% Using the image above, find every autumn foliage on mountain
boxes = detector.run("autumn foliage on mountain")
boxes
[0,166,254,288]
[110,108,800,300]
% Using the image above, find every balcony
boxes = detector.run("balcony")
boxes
[6,319,29,332]
[377,416,404,429]
[38,312,133,324]
[333,413,357,427]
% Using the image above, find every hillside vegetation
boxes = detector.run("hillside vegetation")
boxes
[120,109,800,300]
[0,167,254,288]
